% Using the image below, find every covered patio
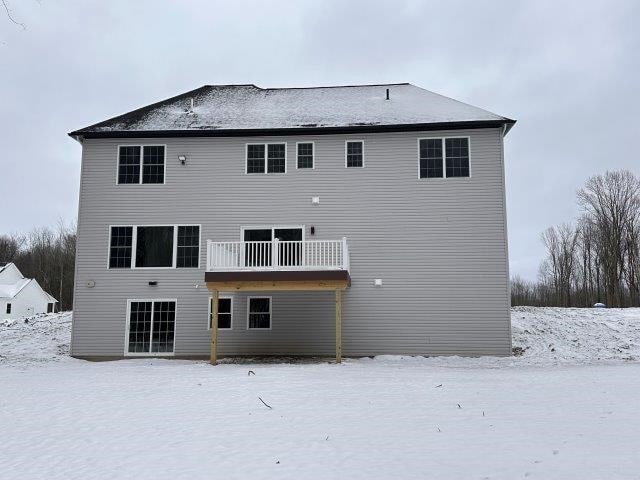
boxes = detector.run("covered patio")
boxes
[205,237,351,364]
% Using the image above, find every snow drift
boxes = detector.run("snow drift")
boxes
[1,308,639,365]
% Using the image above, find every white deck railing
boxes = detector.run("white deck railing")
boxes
[206,238,350,271]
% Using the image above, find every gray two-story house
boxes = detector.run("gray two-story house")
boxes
[69,83,515,363]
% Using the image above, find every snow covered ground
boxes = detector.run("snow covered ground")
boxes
[1,308,640,479]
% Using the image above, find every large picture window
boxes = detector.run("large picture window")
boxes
[419,137,470,179]
[246,143,286,174]
[108,225,200,269]
[247,296,271,329]
[209,296,233,330]
[118,145,165,184]
[136,226,174,268]
[127,300,176,355]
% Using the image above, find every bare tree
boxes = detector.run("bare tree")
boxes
[577,171,640,307]
[540,223,579,306]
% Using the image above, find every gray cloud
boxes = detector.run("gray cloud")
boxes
[1,0,638,280]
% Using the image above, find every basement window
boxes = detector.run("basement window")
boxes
[208,296,233,330]
[117,145,165,184]
[126,300,176,354]
[296,142,314,169]
[108,225,200,269]
[247,297,271,329]
[246,143,287,174]
[345,140,364,168]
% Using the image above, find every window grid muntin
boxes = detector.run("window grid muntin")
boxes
[346,141,363,168]
[297,142,314,169]
[247,144,266,173]
[127,301,153,353]
[109,226,133,268]
[118,146,141,184]
[267,144,286,173]
[151,301,176,353]
[248,297,271,329]
[419,138,444,178]
[142,145,165,184]
[445,137,470,177]
[177,225,200,268]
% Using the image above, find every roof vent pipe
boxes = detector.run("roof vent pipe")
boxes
[385,88,390,100]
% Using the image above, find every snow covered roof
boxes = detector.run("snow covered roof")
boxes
[0,278,31,299]
[70,83,514,138]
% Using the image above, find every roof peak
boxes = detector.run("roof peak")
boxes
[203,83,412,91]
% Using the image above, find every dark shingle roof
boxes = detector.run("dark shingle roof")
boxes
[70,83,514,138]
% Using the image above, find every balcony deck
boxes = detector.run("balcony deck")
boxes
[205,238,350,290]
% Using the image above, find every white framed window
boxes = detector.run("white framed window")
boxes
[208,296,233,330]
[296,142,314,169]
[418,137,470,179]
[246,143,287,174]
[108,225,201,269]
[247,296,272,330]
[125,299,176,356]
[117,145,166,185]
[345,140,364,168]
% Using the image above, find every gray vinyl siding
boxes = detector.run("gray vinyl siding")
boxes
[71,128,511,358]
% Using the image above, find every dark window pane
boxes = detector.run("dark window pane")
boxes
[6,303,11,314]
[267,144,286,173]
[135,226,174,268]
[142,146,165,184]
[346,141,363,167]
[297,143,313,169]
[109,226,133,268]
[118,146,141,184]
[177,225,200,268]
[151,301,175,353]
[47,303,54,313]
[243,229,272,267]
[247,144,265,173]
[209,298,232,329]
[419,139,443,178]
[248,297,271,328]
[128,301,152,353]
[445,138,469,177]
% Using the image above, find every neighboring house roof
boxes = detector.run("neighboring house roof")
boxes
[69,83,515,139]
[0,263,58,302]
[0,278,32,299]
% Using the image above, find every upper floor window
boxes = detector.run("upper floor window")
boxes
[296,142,314,169]
[345,140,364,168]
[118,145,165,184]
[419,137,469,179]
[246,143,286,174]
[109,225,200,269]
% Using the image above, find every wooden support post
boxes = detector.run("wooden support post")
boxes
[335,289,342,364]
[210,289,219,365]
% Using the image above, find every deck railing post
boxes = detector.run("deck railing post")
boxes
[273,238,279,267]
[342,237,349,270]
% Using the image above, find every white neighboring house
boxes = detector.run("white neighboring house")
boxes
[0,263,57,319]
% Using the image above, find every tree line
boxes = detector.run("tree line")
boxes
[512,170,640,307]
[0,222,76,311]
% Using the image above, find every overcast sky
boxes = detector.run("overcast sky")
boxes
[1,0,638,280]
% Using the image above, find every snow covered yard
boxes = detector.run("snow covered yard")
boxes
[1,309,640,480]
